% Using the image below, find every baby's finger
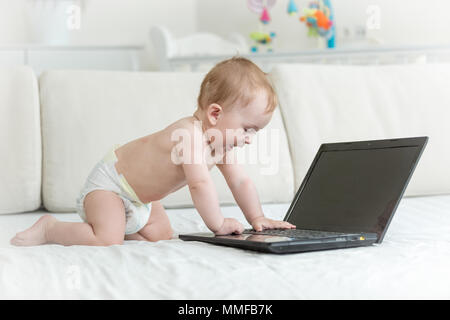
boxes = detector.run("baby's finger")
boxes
[235,223,244,234]
[284,221,296,228]
[278,221,295,229]
[254,223,263,232]
[263,221,280,230]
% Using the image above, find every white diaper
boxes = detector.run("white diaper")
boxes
[76,144,151,235]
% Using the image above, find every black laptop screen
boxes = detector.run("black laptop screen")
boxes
[287,146,419,237]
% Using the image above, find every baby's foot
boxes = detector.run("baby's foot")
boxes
[10,215,57,246]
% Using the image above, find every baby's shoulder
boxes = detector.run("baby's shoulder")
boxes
[167,117,206,163]
[168,116,203,139]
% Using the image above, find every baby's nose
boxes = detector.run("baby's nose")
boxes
[245,135,252,144]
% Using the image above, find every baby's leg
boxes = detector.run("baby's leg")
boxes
[125,201,173,242]
[11,190,126,246]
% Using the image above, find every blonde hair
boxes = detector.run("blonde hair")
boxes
[197,56,278,113]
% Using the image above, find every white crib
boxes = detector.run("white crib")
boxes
[150,26,450,72]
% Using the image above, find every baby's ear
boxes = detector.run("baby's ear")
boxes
[206,103,222,125]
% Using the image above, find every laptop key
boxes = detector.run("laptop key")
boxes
[243,228,347,239]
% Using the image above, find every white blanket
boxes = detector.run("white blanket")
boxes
[1,195,449,299]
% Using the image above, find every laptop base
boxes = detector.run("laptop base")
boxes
[179,232,377,254]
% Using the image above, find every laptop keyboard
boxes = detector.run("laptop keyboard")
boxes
[243,228,347,239]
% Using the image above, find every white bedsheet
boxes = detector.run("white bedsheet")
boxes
[1,195,449,299]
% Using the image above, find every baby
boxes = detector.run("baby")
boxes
[11,56,295,247]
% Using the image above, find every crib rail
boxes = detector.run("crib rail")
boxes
[167,44,450,72]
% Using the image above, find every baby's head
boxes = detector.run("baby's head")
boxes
[194,56,278,151]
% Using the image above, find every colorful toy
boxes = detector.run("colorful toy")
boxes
[246,0,336,51]
[323,0,335,48]
[287,0,298,15]
[247,0,277,52]
[299,0,335,48]
[247,0,277,24]
[250,31,276,52]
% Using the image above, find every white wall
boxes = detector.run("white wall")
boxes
[0,0,198,45]
[3,0,449,48]
[196,0,314,52]
[0,0,199,70]
[64,0,198,45]
[334,0,450,47]
[1,0,449,70]
[0,1,29,43]
[197,0,450,50]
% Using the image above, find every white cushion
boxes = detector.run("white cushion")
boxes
[39,70,294,212]
[270,63,450,197]
[0,66,41,214]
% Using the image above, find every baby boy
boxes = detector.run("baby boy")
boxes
[11,56,295,247]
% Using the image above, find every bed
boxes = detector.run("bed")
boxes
[2,63,450,300]
[1,194,449,300]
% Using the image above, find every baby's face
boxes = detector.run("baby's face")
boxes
[208,90,273,152]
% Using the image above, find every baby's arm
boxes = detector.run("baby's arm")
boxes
[217,153,295,231]
[183,163,243,235]
[183,162,223,232]
[180,127,243,235]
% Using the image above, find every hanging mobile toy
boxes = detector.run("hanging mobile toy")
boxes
[299,0,335,48]
[247,0,277,24]
[287,0,298,15]
[247,0,277,52]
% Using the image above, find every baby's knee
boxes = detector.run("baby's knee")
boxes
[155,209,173,240]
[153,220,173,241]
[93,231,124,246]
[160,222,174,240]
[139,218,173,242]
[99,238,124,246]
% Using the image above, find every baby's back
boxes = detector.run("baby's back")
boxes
[114,116,200,203]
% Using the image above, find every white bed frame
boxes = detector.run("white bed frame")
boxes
[164,45,450,72]
[149,25,450,72]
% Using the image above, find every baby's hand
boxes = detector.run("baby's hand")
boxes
[251,217,295,232]
[214,218,244,236]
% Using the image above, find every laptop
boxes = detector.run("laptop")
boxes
[179,136,428,254]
